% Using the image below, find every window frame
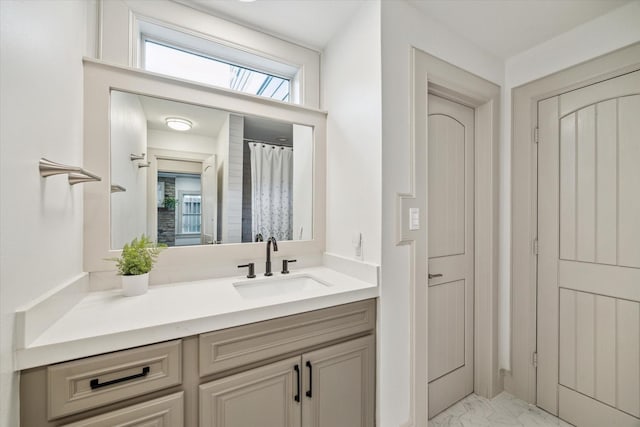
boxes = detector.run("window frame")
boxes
[176,190,202,236]
[99,1,320,107]
[137,19,301,104]
[140,37,292,102]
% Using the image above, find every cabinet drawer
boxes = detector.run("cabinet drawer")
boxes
[48,340,182,419]
[199,299,375,376]
[60,391,184,427]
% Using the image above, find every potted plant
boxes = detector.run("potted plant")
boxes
[108,235,166,296]
[163,197,176,209]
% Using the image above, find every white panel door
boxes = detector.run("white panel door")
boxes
[537,70,640,426]
[427,94,475,418]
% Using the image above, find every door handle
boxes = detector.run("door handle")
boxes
[293,364,301,402]
[90,366,150,389]
[428,273,443,279]
[305,361,313,398]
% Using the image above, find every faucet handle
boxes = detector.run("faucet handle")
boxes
[238,263,256,278]
[281,259,297,274]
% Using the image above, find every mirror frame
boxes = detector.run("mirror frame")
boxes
[83,59,326,276]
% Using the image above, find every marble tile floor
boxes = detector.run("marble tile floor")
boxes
[429,392,574,426]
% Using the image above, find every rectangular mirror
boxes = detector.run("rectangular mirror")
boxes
[110,90,314,249]
[83,60,325,274]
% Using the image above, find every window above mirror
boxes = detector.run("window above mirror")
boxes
[139,20,298,103]
[100,1,320,108]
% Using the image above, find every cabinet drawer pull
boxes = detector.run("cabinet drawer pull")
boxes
[305,361,313,398]
[90,366,150,390]
[294,364,301,402]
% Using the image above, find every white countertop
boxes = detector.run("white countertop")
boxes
[15,266,378,370]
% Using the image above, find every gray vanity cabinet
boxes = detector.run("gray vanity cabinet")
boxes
[199,335,375,427]
[20,299,376,427]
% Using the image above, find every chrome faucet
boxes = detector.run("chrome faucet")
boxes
[265,237,278,276]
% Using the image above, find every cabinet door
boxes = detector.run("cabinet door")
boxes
[302,335,375,427]
[199,356,302,427]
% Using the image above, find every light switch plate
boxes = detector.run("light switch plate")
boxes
[409,208,420,230]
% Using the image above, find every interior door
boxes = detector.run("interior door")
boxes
[537,70,640,426]
[427,94,475,418]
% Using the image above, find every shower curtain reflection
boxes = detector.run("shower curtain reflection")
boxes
[249,143,293,241]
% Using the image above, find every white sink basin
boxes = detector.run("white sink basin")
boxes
[233,275,330,299]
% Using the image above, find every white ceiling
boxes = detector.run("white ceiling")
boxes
[176,0,364,50]
[244,116,293,145]
[136,93,294,143]
[177,0,630,59]
[408,0,631,59]
[138,94,228,137]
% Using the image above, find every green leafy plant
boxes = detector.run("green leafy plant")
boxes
[108,235,166,276]
[163,197,176,209]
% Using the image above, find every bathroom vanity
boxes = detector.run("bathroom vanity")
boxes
[20,297,376,426]
[18,267,378,427]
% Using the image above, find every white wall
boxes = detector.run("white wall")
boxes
[292,124,313,241]
[0,1,95,425]
[380,2,503,425]
[216,116,230,242]
[323,1,382,264]
[226,115,244,243]
[500,0,640,389]
[110,91,148,249]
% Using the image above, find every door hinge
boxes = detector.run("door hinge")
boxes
[534,127,539,144]
[533,238,539,255]
[532,352,538,368]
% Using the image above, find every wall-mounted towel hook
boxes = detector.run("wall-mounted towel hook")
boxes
[39,158,101,185]
[130,153,145,161]
[68,172,101,185]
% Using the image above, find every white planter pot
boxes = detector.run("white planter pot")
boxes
[122,272,149,297]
